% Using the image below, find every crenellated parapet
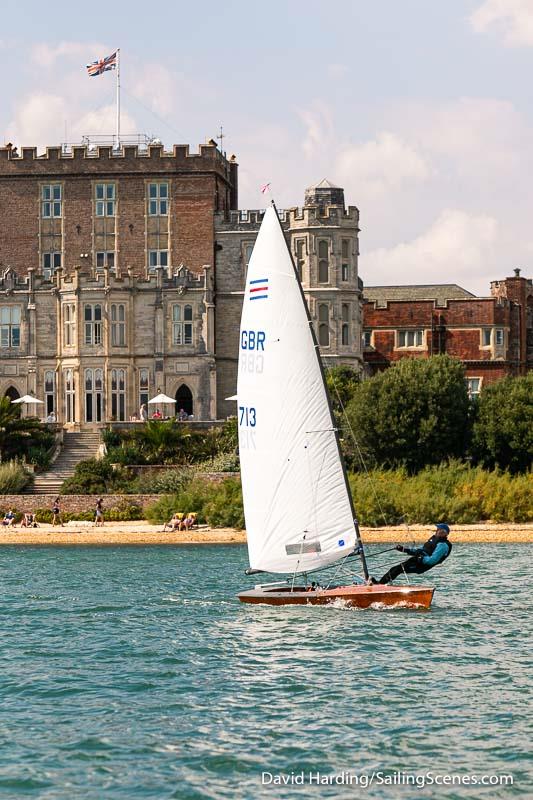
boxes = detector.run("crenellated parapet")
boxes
[217,203,359,232]
[0,141,233,179]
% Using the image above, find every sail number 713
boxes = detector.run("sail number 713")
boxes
[239,406,256,427]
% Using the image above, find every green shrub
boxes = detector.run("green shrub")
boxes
[33,501,144,523]
[142,468,193,494]
[472,374,533,473]
[97,420,238,468]
[203,478,244,528]
[0,461,32,494]
[102,428,121,449]
[60,460,136,495]
[60,459,113,494]
[26,445,53,471]
[194,452,240,473]
[105,500,144,521]
[144,476,245,528]
[349,464,532,526]
[144,495,183,525]
[34,508,52,523]
[106,444,146,466]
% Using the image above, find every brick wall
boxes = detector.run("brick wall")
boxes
[0,143,234,278]
[362,283,532,383]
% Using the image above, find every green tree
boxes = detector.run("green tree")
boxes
[345,355,470,472]
[0,397,52,464]
[325,365,361,414]
[472,374,533,473]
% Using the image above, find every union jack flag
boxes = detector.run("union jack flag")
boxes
[86,51,117,77]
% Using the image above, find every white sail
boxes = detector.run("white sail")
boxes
[237,205,357,574]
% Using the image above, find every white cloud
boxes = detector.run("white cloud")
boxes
[326,63,348,78]
[470,0,533,46]
[361,209,499,288]
[392,97,531,178]
[298,102,335,159]
[335,132,431,196]
[132,63,181,118]
[5,92,137,152]
[31,41,109,68]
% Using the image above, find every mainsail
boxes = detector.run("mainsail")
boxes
[237,205,358,574]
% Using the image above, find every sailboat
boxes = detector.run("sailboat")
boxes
[236,204,434,609]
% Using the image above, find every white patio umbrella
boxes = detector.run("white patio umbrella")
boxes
[147,393,176,405]
[147,393,176,418]
[11,394,44,418]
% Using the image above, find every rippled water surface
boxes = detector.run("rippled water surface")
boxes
[0,543,530,799]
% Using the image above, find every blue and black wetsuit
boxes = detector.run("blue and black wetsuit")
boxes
[379,533,452,584]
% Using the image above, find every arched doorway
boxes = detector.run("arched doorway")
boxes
[175,384,193,418]
[4,386,20,401]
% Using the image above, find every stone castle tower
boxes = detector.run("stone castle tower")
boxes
[215,180,363,418]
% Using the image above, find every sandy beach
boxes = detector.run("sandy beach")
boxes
[0,520,531,545]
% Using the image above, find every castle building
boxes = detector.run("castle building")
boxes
[0,141,363,426]
[362,271,533,394]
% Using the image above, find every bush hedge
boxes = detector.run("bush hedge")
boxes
[349,463,533,526]
[144,466,532,528]
[32,500,143,524]
[0,462,32,494]
[145,476,245,528]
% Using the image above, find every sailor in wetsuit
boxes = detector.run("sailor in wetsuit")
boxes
[376,523,452,584]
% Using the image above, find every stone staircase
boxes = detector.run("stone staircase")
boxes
[30,432,102,495]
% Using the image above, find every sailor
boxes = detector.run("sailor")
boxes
[375,523,452,584]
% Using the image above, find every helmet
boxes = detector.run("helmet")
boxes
[435,523,450,535]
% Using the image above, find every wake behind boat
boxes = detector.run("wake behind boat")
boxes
[236,204,434,610]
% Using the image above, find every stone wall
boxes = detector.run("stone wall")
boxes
[0,495,158,513]
[0,474,239,514]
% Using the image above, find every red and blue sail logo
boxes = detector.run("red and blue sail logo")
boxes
[249,278,269,300]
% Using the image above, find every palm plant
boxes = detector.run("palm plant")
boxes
[0,397,51,463]
[132,419,192,463]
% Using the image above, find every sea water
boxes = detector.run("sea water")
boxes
[0,543,530,799]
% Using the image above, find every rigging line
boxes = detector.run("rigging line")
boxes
[121,83,190,143]
[325,365,393,529]
[365,547,399,558]
[326,366,410,532]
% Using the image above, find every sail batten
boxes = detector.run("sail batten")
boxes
[237,205,357,574]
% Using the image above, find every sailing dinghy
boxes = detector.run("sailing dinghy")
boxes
[236,204,434,609]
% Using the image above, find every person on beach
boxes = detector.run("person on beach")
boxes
[21,512,37,528]
[52,498,63,527]
[179,513,196,531]
[372,523,452,585]
[162,513,181,532]
[2,510,16,527]
[95,498,104,527]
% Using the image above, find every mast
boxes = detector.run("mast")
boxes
[116,48,121,150]
[270,202,369,580]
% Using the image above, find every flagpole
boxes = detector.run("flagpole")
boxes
[116,49,121,149]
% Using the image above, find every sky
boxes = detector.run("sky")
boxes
[2,0,533,294]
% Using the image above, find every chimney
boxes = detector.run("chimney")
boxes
[514,268,521,277]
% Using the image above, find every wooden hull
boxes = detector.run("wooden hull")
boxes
[238,583,434,609]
